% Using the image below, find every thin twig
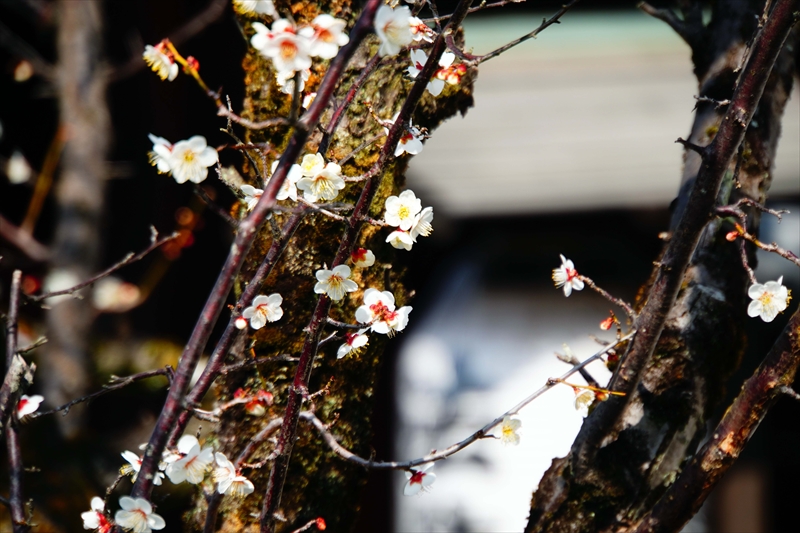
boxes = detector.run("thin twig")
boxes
[219,355,299,375]
[30,228,179,302]
[577,275,635,320]
[467,1,579,64]
[193,185,238,227]
[301,333,634,471]
[0,215,50,262]
[675,137,707,156]
[217,110,291,131]
[16,338,47,355]
[337,134,386,167]
[29,367,173,419]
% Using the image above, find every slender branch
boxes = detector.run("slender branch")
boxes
[337,133,386,167]
[4,271,28,532]
[301,333,634,470]
[28,367,173,419]
[217,111,291,131]
[675,137,707,156]
[203,493,224,533]
[468,1,579,64]
[0,215,50,262]
[628,308,800,533]
[422,0,532,22]
[319,53,383,156]
[577,275,635,320]
[16,338,47,355]
[193,185,238,227]
[165,212,304,448]
[30,229,179,302]
[219,354,299,375]
[735,226,800,269]
[0,18,55,80]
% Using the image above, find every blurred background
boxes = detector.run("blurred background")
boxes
[0,1,797,532]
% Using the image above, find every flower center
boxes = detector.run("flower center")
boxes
[566,267,578,281]
[759,292,774,306]
[280,41,297,60]
[370,301,398,323]
[409,471,425,485]
[398,206,410,219]
[319,29,334,43]
[314,175,335,197]
[183,151,195,163]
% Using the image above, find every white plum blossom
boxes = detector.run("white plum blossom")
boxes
[355,288,412,336]
[213,452,255,497]
[168,136,219,184]
[267,160,303,201]
[351,248,375,268]
[233,0,278,17]
[143,42,178,81]
[296,161,346,202]
[300,152,325,177]
[337,329,369,359]
[409,16,435,42]
[17,394,43,418]
[251,19,312,75]
[386,230,414,251]
[407,49,455,96]
[148,134,173,174]
[374,5,414,57]
[302,92,317,109]
[275,68,310,95]
[409,206,433,241]
[242,293,284,329]
[575,390,595,417]
[498,416,522,446]
[241,184,264,211]
[81,497,112,533]
[300,14,350,59]
[165,435,214,485]
[403,463,436,496]
[552,254,584,297]
[747,276,791,322]
[384,190,422,231]
[314,264,358,301]
[114,497,165,533]
[384,113,424,157]
[120,451,164,485]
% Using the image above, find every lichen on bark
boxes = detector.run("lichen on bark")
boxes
[187,3,474,530]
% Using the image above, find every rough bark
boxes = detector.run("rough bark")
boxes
[525,1,797,532]
[42,0,109,439]
[187,3,474,531]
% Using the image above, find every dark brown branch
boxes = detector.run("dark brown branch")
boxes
[165,212,304,448]
[217,111,291,131]
[0,18,55,80]
[470,1,579,64]
[4,271,28,532]
[0,215,51,262]
[28,367,173,419]
[637,1,705,51]
[628,308,800,533]
[193,185,238,228]
[219,354,299,375]
[675,137,708,156]
[577,275,635,320]
[30,228,178,302]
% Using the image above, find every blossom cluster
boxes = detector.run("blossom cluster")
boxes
[250,16,349,91]
[383,190,434,251]
[148,134,218,184]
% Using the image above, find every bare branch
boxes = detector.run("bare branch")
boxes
[30,229,179,302]
[29,368,172,420]
[302,334,634,471]
[0,215,51,262]
[675,137,708,156]
[638,1,704,50]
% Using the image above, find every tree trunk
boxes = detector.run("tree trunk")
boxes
[188,3,474,531]
[525,2,797,532]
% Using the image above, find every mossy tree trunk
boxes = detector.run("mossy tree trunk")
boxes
[188,2,474,531]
